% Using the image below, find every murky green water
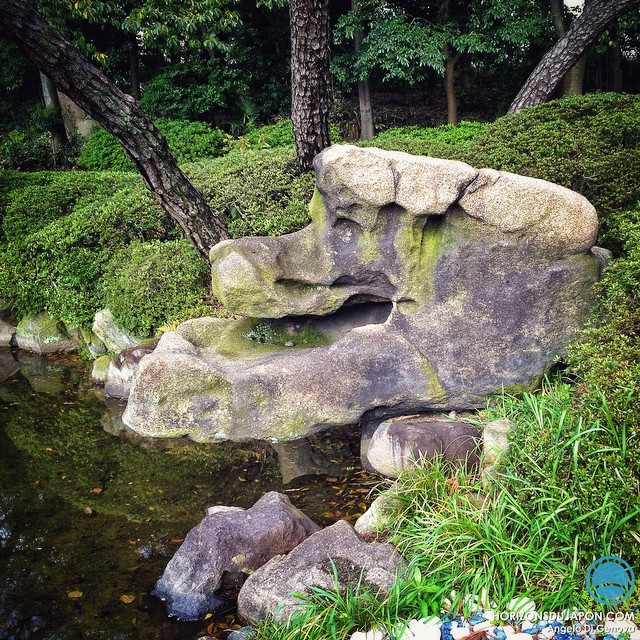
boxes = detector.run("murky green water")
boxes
[0,351,377,640]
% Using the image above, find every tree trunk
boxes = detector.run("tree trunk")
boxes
[508,0,640,114]
[444,44,459,126]
[353,0,374,140]
[290,0,331,171]
[39,72,66,155]
[0,0,229,262]
[550,0,586,96]
[129,35,141,100]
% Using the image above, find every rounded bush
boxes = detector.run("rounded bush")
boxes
[102,240,210,337]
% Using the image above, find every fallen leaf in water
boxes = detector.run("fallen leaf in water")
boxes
[325,477,338,483]
[45,447,53,452]
[206,623,215,635]
[359,502,368,511]
[170,538,184,544]
[204,613,214,620]
[68,590,83,599]
[120,594,135,604]
[91,487,103,494]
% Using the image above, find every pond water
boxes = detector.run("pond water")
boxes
[0,351,379,640]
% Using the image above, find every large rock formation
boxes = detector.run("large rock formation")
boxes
[123,145,600,442]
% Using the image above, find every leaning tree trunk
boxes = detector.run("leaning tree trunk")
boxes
[0,0,229,262]
[508,0,640,114]
[39,72,67,156]
[290,0,331,172]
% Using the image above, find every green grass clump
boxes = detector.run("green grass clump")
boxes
[377,380,639,614]
[102,239,211,338]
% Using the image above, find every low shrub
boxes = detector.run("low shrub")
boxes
[102,240,210,338]
[0,148,312,332]
[2,171,134,241]
[568,204,640,453]
[185,148,315,237]
[366,120,487,158]
[77,118,231,171]
[0,183,175,328]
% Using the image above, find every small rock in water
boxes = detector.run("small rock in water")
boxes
[83,506,92,515]
[284,341,294,347]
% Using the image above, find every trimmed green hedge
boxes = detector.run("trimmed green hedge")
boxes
[102,240,211,338]
[0,147,313,334]
[77,118,231,171]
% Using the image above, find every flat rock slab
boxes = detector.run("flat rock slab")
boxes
[154,492,320,621]
[237,519,404,624]
[123,145,601,442]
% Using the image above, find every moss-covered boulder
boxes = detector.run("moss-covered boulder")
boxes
[15,312,79,354]
[123,145,601,442]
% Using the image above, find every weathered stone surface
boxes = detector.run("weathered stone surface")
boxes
[92,355,111,385]
[0,319,16,348]
[154,492,320,621]
[15,313,79,354]
[80,328,106,357]
[237,519,403,624]
[123,145,600,442]
[104,339,158,398]
[365,419,480,478]
[483,418,514,467]
[92,309,139,354]
[354,493,402,538]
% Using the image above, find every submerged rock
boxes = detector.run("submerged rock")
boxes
[123,145,601,442]
[154,492,320,621]
[237,519,403,624]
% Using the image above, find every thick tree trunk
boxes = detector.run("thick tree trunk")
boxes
[0,0,229,262]
[508,0,640,114]
[290,0,331,171]
[443,45,459,126]
[353,0,374,140]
